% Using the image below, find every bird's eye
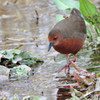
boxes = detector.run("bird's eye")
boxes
[54,37,57,40]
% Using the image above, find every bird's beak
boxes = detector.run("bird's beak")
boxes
[48,42,54,51]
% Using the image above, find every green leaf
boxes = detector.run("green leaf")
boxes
[20,60,36,66]
[0,49,43,68]
[56,14,64,21]
[39,96,47,100]
[3,49,21,55]
[87,67,100,72]
[20,52,30,59]
[80,0,98,17]
[60,0,79,9]
[12,56,22,64]
[53,0,79,10]
[53,0,69,10]
[0,50,5,54]
[30,55,43,61]
[79,0,100,25]
[33,96,39,100]
[22,96,34,100]
[9,65,31,80]
[8,49,21,54]
[3,53,14,59]
[10,65,31,75]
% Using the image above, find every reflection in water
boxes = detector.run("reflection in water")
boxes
[57,88,71,100]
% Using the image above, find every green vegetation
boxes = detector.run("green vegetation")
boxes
[0,49,43,68]
[0,49,43,80]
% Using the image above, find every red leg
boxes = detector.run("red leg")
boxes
[56,54,68,73]
[56,62,71,73]
[56,54,70,73]
[66,55,76,74]
[65,54,70,74]
[72,55,76,62]
[56,55,76,74]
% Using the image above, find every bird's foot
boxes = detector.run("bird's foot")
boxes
[56,61,71,73]
[56,65,67,73]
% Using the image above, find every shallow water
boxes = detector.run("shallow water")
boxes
[0,0,100,100]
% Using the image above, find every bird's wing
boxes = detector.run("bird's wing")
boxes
[53,16,86,40]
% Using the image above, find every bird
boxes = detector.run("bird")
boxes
[48,8,86,74]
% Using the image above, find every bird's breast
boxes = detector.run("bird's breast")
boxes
[53,38,84,54]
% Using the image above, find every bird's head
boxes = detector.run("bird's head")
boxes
[48,32,62,51]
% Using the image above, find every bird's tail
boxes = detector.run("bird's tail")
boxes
[71,8,81,16]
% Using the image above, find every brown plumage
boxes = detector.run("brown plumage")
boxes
[48,8,86,73]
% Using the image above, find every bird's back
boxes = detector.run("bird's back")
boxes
[50,8,86,40]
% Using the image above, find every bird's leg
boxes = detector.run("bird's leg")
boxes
[71,55,76,62]
[56,54,70,73]
[64,55,76,74]
[65,54,70,74]
[56,55,77,74]
[64,62,71,74]
[56,64,67,73]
